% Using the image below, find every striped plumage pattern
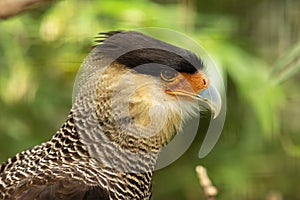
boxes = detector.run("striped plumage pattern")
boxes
[0,31,208,199]
[0,113,153,199]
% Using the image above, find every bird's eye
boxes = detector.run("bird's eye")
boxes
[160,69,178,82]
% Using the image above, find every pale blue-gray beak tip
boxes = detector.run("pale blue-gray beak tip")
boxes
[197,84,222,119]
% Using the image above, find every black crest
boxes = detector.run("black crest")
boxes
[93,31,204,75]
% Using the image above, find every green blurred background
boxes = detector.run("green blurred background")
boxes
[0,0,299,199]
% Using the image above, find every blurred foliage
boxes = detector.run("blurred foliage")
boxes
[0,0,299,199]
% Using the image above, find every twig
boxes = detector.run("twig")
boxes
[265,191,282,200]
[195,165,218,200]
[0,0,48,19]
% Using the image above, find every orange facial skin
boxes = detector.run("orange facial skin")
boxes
[165,71,209,98]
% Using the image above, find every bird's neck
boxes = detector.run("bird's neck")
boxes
[69,64,184,173]
[57,111,160,174]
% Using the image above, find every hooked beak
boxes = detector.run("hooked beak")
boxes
[196,84,222,119]
[166,83,222,119]
[164,71,222,119]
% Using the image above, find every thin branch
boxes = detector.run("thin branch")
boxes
[0,0,48,19]
[195,165,218,200]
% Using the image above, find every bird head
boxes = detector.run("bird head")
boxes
[72,31,221,171]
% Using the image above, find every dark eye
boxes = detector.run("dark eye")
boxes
[160,69,178,82]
